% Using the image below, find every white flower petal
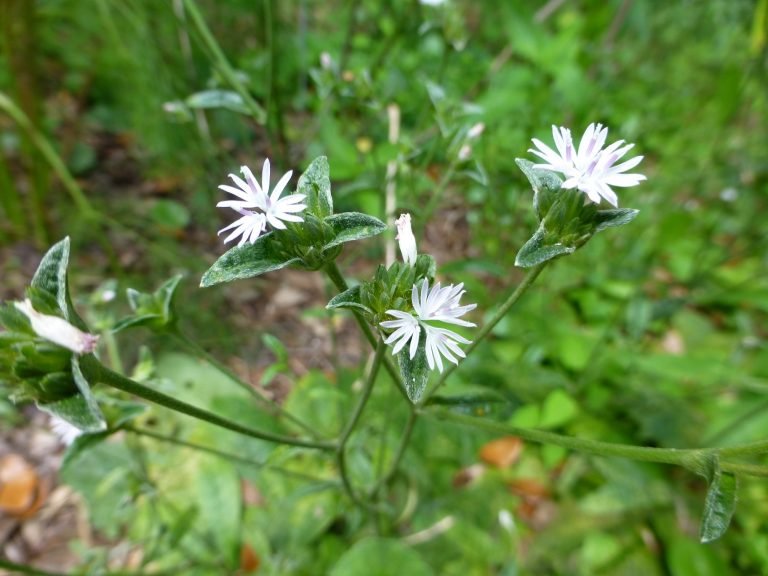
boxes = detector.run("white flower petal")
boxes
[14,299,98,355]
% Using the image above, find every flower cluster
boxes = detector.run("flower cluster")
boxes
[380,214,476,372]
[217,159,307,246]
[529,123,645,207]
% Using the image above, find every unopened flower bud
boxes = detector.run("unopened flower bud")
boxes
[458,144,472,161]
[467,122,485,140]
[14,299,98,355]
[395,213,417,266]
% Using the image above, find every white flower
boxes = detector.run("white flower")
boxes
[529,123,646,207]
[49,415,82,446]
[14,299,98,355]
[217,159,307,246]
[467,122,485,140]
[381,279,476,373]
[395,213,417,266]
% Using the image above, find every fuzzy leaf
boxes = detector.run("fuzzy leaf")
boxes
[397,335,430,404]
[699,457,738,543]
[185,89,249,115]
[594,208,640,232]
[515,226,575,268]
[515,159,563,221]
[200,233,300,287]
[30,237,88,330]
[327,286,374,315]
[114,275,183,332]
[297,156,333,219]
[324,212,387,250]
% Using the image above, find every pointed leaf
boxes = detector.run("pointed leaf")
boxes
[30,237,88,330]
[594,208,640,232]
[185,89,249,115]
[699,458,738,543]
[200,233,300,287]
[297,156,333,218]
[515,226,575,268]
[327,286,374,315]
[397,335,430,404]
[324,212,387,250]
[515,159,563,221]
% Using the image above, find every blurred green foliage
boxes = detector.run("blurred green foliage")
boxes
[1,0,768,574]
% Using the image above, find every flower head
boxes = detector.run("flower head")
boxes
[529,123,645,207]
[14,299,98,355]
[217,159,307,246]
[395,213,417,266]
[381,279,476,373]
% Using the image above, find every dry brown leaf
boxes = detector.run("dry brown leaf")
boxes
[240,542,261,573]
[0,454,41,518]
[479,436,523,469]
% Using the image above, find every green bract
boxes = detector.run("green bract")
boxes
[327,254,436,326]
[0,238,105,432]
[515,159,639,268]
[201,156,386,287]
[113,275,183,332]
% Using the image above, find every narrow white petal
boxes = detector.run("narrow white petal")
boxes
[261,159,271,200]
[271,169,294,202]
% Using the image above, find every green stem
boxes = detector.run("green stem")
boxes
[323,261,410,403]
[0,90,95,217]
[169,329,318,438]
[336,338,391,512]
[79,355,333,451]
[182,0,267,124]
[369,407,418,496]
[421,262,548,403]
[126,426,333,483]
[429,409,768,478]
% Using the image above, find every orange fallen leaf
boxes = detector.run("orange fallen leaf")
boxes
[240,543,260,573]
[0,454,40,517]
[479,436,523,469]
[508,478,550,499]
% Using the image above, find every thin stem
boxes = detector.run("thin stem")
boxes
[169,329,318,438]
[181,0,267,124]
[0,90,95,216]
[336,339,391,512]
[421,262,548,402]
[126,426,334,484]
[369,407,418,497]
[323,261,410,403]
[79,355,334,451]
[429,409,768,478]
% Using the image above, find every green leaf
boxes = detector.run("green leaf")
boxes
[324,212,387,250]
[150,199,190,230]
[699,457,738,543]
[185,89,249,114]
[515,226,575,267]
[297,156,333,219]
[515,159,563,221]
[60,430,112,472]
[397,335,430,404]
[330,537,433,576]
[200,233,300,287]
[327,286,374,315]
[30,237,87,330]
[594,208,640,232]
[195,459,242,566]
[114,275,183,332]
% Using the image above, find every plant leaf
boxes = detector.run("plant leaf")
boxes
[200,233,300,287]
[323,212,387,250]
[185,89,249,115]
[515,159,563,221]
[30,237,88,330]
[515,226,575,268]
[397,335,430,404]
[327,286,374,315]
[594,208,640,232]
[699,456,738,543]
[331,537,433,576]
[297,156,333,219]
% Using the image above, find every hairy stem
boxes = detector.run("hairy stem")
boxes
[169,329,319,438]
[181,0,267,123]
[429,409,768,478]
[79,355,333,451]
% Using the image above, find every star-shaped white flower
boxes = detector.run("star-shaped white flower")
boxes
[217,159,307,246]
[529,123,646,207]
[381,279,476,373]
